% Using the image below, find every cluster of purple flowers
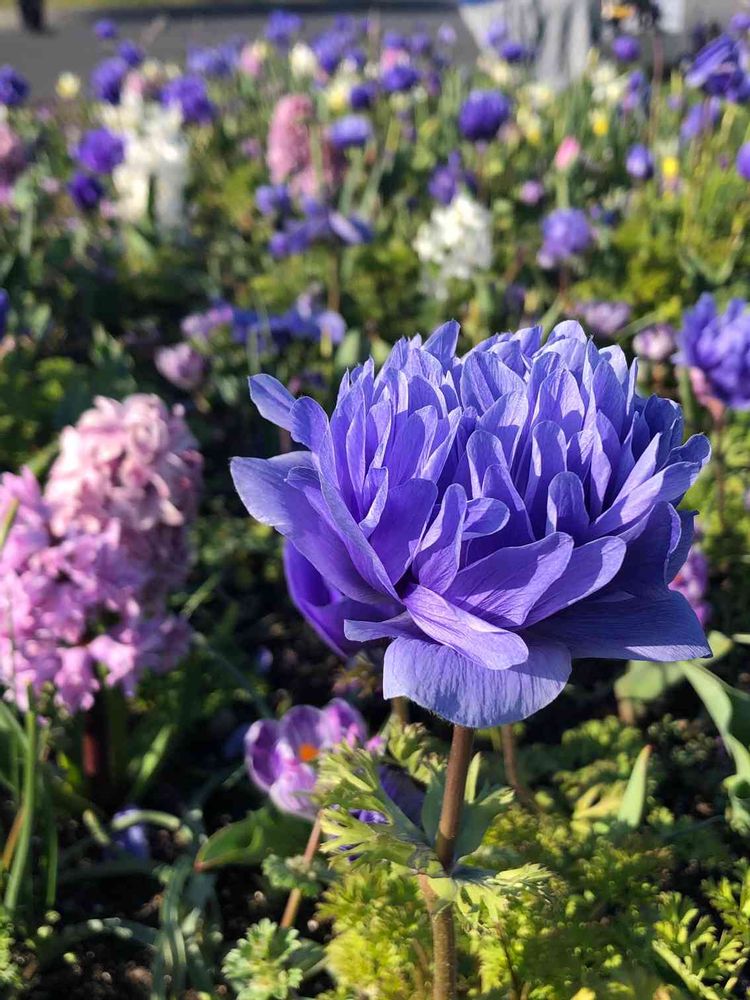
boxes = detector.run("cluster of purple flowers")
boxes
[675,294,750,411]
[1,395,202,713]
[233,320,710,729]
[266,195,372,259]
[233,291,346,350]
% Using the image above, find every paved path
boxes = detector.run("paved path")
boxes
[0,2,480,96]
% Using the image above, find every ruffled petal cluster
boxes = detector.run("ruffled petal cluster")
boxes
[233,321,710,729]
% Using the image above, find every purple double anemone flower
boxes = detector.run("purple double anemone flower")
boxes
[232,322,710,729]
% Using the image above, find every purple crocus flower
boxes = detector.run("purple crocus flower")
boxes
[94,18,118,41]
[161,74,215,124]
[0,66,29,107]
[576,300,632,338]
[737,142,750,179]
[245,700,369,817]
[74,128,125,175]
[633,324,677,364]
[626,144,654,180]
[538,208,592,268]
[670,545,711,627]
[380,63,420,93]
[458,89,511,142]
[675,293,750,410]
[68,171,104,212]
[90,57,128,104]
[328,114,373,150]
[612,35,641,63]
[232,320,710,729]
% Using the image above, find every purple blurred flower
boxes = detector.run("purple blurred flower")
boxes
[675,293,750,410]
[0,66,29,107]
[118,40,144,68]
[685,34,750,101]
[90,56,128,104]
[187,45,234,79]
[94,18,118,40]
[670,545,711,627]
[380,62,419,93]
[0,289,8,335]
[155,343,207,391]
[255,183,292,218]
[730,12,750,35]
[538,208,592,268]
[680,98,720,140]
[68,171,104,212]
[112,807,150,859]
[633,323,677,364]
[350,81,377,110]
[161,74,215,124]
[612,34,641,63]
[328,114,373,150]
[181,302,234,340]
[232,320,710,728]
[245,700,368,817]
[500,40,532,63]
[518,179,544,205]
[74,128,125,175]
[0,123,26,186]
[486,19,508,50]
[458,89,511,142]
[626,143,654,180]
[428,152,475,205]
[737,142,750,179]
[576,300,632,338]
[266,10,302,48]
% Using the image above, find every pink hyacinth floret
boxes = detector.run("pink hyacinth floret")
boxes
[0,394,202,714]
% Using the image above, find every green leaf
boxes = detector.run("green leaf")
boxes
[616,631,733,708]
[616,744,652,830]
[682,661,750,835]
[194,807,309,872]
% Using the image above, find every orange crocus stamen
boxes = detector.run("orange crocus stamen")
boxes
[298,743,319,763]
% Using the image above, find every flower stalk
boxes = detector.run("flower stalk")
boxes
[279,813,322,929]
[423,724,474,1000]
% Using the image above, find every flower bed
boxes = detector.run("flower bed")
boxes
[0,10,750,1000]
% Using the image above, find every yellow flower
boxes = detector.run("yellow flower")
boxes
[56,72,81,101]
[662,155,679,180]
[590,110,609,137]
[326,79,351,114]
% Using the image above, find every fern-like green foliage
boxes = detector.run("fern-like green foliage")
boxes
[222,919,323,1000]
[317,868,434,1000]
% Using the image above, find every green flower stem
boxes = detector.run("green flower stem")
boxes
[4,707,39,917]
[279,813,322,930]
[423,724,474,1000]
